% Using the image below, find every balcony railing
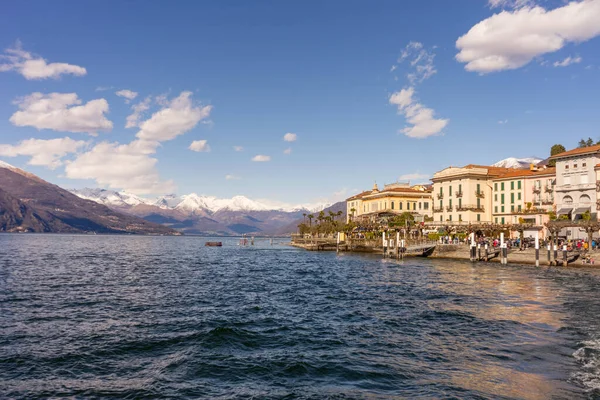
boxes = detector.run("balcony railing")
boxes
[541,199,553,205]
[475,191,485,199]
[456,204,484,212]
[446,206,453,212]
[455,191,463,198]
[532,186,541,194]
[437,193,443,200]
[433,207,443,213]
[544,185,553,193]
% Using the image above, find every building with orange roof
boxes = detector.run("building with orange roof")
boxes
[549,144,598,239]
[345,182,433,223]
[430,164,512,225]
[491,165,556,238]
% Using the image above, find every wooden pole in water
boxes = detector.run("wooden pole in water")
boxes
[484,243,489,262]
[382,231,386,258]
[535,231,540,267]
[477,243,481,261]
[396,231,400,259]
[554,244,558,266]
[336,232,340,253]
[470,232,476,262]
[547,244,552,266]
[400,239,405,260]
[563,245,568,267]
[500,232,506,265]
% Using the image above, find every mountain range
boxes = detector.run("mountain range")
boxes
[0,161,178,235]
[492,157,544,169]
[69,188,335,236]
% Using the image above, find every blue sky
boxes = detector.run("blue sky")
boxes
[1,0,599,205]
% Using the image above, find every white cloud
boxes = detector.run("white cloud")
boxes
[233,146,244,152]
[283,147,292,154]
[389,87,448,138]
[136,91,212,142]
[65,140,174,195]
[225,174,241,180]
[0,42,86,80]
[456,0,600,73]
[252,155,271,162]
[0,137,87,169]
[554,56,582,67]
[283,132,297,142]
[398,173,430,182]
[95,86,114,92]
[189,140,210,152]
[390,65,397,72]
[397,41,437,84]
[125,97,151,128]
[9,92,113,135]
[115,89,138,103]
[498,119,508,124]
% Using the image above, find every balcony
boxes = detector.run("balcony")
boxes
[436,193,444,200]
[455,191,463,198]
[433,207,443,213]
[541,198,553,205]
[532,186,541,194]
[456,204,484,212]
[475,191,485,199]
[544,185,553,193]
[446,206,453,212]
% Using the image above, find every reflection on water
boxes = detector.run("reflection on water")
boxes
[1,234,599,398]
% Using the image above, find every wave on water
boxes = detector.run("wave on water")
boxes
[572,338,600,395]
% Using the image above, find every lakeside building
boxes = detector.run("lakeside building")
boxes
[491,165,556,238]
[430,165,511,225]
[345,182,433,223]
[550,144,600,239]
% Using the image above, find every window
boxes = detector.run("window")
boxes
[574,164,578,168]
[477,198,481,208]
[583,162,587,167]
[511,193,514,203]
[449,215,452,221]
[440,215,443,222]
[495,217,498,223]
[518,205,521,212]
[511,181,514,190]
[477,214,481,222]
[477,183,481,193]
[580,194,591,204]
[458,198,462,208]
[563,196,573,204]
[459,184,462,193]
[501,217,505,224]
[458,214,462,221]
[449,185,453,196]
[494,183,498,191]
[385,202,387,209]
[424,202,429,210]
[449,199,453,208]
[511,205,515,212]
[518,181,521,190]
[418,202,421,210]
[565,165,569,170]
[501,206,505,212]
[495,194,498,201]
[518,192,521,200]
[495,206,498,212]
[501,193,505,204]
[391,202,394,210]
[400,202,404,210]
[501,182,505,190]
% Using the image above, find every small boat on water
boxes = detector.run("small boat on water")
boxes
[205,241,222,247]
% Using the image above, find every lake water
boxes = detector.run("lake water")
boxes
[1,234,600,399]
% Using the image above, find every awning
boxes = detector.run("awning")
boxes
[574,207,591,216]
[557,208,573,215]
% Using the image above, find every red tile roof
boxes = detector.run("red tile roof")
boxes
[549,144,600,160]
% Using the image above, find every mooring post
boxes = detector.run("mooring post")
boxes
[484,243,489,262]
[563,245,568,267]
[547,244,552,266]
[396,231,400,259]
[477,243,482,261]
[500,232,506,264]
[336,232,340,253]
[382,231,386,258]
[554,244,558,266]
[470,232,476,262]
[535,232,540,267]
[400,239,405,260]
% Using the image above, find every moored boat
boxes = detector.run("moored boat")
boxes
[205,241,222,247]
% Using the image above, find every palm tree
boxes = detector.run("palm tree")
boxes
[307,214,314,227]
[302,213,307,224]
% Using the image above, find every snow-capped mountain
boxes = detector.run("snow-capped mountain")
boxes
[492,157,543,169]
[71,189,329,213]
[0,160,16,170]
[70,188,154,208]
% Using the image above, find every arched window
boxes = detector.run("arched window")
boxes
[563,195,573,204]
[580,194,591,204]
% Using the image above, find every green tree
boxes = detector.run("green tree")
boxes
[548,144,566,167]
[579,139,588,148]
[307,214,314,227]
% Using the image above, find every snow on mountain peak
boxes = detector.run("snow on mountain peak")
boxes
[0,160,17,170]
[71,188,153,207]
[492,157,543,169]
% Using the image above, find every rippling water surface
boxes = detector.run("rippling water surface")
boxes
[2,234,600,399]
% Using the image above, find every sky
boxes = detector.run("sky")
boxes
[1,0,599,206]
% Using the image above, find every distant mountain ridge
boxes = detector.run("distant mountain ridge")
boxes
[69,187,333,236]
[492,157,543,169]
[0,161,178,235]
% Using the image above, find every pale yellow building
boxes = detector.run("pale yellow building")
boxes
[430,165,511,225]
[346,182,433,223]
